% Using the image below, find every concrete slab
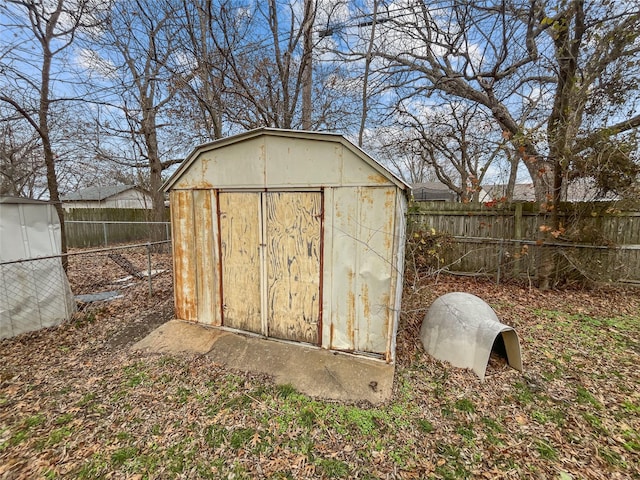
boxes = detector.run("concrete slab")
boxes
[131,319,225,355]
[208,333,395,404]
[132,320,395,404]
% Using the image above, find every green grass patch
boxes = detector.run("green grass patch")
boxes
[204,424,227,449]
[535,439,558,460]
[416,418,434,433]
[25,414,46,428]
[599,447,626,467]
[576,385,602,409]
[76,453,109,479]
[166,438,196,474]
[316,458,349,478]
[583,412,607,434]
[299,406,317,429]
[122,362,148,388]
[456,424,475,442]
[435,443,469,479]
[174,386,191,404]
[622,400,640,414]
[48,426,73,446]
[343,407,381,435]
[229,427,256,450]
[276,383,299,399]
[55,413,74,426]
[481,417,504,433]
[9,429,29,447]
[454,398,475,413]
[110,446,138,466]
[513,381,536,405]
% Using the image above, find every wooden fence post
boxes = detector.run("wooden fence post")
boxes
[514,203,523,277]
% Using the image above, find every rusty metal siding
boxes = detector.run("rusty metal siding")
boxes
[324,186,400,357]
[356,187,397,355]
[169,135,401,190]
[193,190,220,325]
[266,192,322,344]
[386,191,408,362]
[264,136,342,187]
[218,192,262,334]
[170,190,197,321]
[167,130,408,363]
[326,187,359,351]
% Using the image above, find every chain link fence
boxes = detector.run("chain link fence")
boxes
[1,241,174,339]
[67,241,174,310]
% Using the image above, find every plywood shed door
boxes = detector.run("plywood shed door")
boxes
[219,193,262,334]
[218,191,322,344]
[266,192,321,344]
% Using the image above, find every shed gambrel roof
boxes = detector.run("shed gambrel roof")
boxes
[61,185,144,202]
[162,128,411,192]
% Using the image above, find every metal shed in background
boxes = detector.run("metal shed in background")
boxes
[163,128,409,363]
[0,196,75,339]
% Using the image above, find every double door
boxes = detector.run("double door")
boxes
[218,191,322,344]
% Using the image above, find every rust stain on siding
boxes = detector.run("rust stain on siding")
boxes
[361,283,370,322]
[368,173,389,184]
[361,190,375,205]
[193,190,217,325]
[198,159,213,187]
[384,189,395,208]
[346,267,356,347]
[172,191,197,321]
[329,323,334,347]
[347,289,356,345]
[384,189,396,251]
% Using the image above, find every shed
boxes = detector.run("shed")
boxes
[163,128,409,362]
[61,184,152,209]
[0,196,75,339]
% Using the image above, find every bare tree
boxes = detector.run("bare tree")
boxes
[213,0,310,129]
[339,0,640,288]
[0,117,46,198]
[394,100,507,202]
[0,0,99,265]
[169,0,234,141]
[87,0,185,231]
[371,127,437,185]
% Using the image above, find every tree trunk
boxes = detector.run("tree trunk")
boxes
[142,107,166,244]
[301,0,313,130]
[536,0,586,289]
[40,36,67,269]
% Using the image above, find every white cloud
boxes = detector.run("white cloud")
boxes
[75,48,117,78]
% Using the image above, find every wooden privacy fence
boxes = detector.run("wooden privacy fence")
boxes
[408,201,640,284]
[65,208,171,247]
[66,221,171,247]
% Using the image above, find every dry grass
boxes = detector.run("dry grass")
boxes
[1,252,639,479]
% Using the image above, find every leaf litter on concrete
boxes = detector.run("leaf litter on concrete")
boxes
[1,252,639,479]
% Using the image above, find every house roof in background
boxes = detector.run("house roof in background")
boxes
[484,184,537,202]
[61,185,141,202]
[484,181,619,202]
[411,182,458,201]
